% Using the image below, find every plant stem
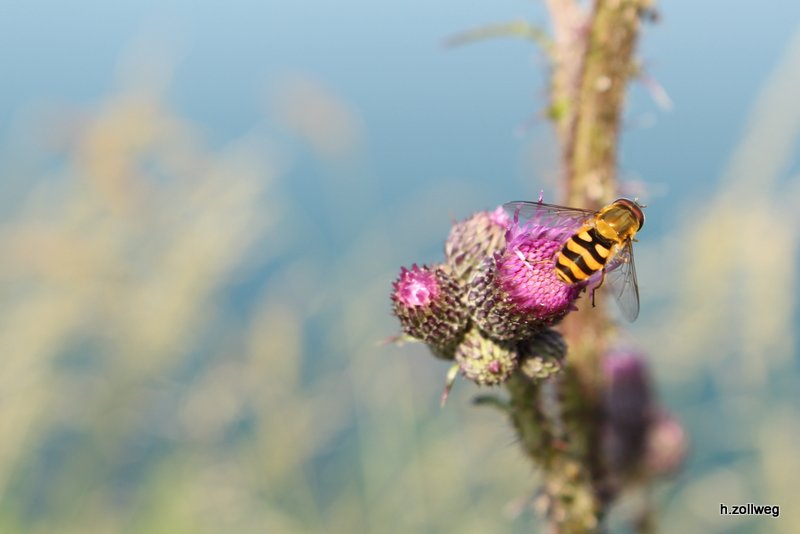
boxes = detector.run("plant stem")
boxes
[504,1,652,531]
[564,0,649,209]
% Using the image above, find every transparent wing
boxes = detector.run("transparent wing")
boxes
[503,200,596,229]
[605,240,640,322]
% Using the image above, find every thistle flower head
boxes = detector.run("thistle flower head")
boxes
[466,258,544,341]
[445,206,510,283]
[465,213,583,340]
[393,265,439,307]
[495,217,583,321]
[602,350,656,474]
[604,351,654,428]
[455,327,518,386]
[391,264,468,354]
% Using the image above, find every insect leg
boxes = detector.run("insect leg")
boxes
[590,270,606,308]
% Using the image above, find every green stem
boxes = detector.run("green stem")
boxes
[506,372,552,465]
[505,1,652,532]
[564,0,649,209]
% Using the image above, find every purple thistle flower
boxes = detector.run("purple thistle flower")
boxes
[466,214,583,341]
[602,350,656,476]
[394,265,439,307]
[391,264,468,355]
[496,216,584,319]
[604,352,654,428]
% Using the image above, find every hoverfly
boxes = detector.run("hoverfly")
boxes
[502,197,645,321]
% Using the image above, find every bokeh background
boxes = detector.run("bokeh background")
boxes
[1,1,799,532]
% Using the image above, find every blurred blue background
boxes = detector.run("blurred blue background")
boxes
[0,1,798,532]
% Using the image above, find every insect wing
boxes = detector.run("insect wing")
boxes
[503,201,595,229]
[605,240,640,322]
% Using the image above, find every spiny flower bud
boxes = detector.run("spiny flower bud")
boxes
[455,327,517,386]
[466,258,545,341]
[602,351,656,473]
[445,206,510,283]
[391,264,468,353]
[518,329,567,380]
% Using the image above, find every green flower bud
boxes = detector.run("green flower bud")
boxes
[455,327,518,386]
[518,329,567,380]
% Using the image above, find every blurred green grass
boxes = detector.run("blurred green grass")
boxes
[0,74,540,533]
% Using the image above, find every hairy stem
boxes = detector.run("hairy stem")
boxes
[506,0,652,531]
[564,0,648,209]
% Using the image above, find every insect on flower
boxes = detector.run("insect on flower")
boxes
[502,197,645,321]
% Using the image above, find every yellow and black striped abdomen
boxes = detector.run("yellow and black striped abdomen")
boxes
[555,227,614,284]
